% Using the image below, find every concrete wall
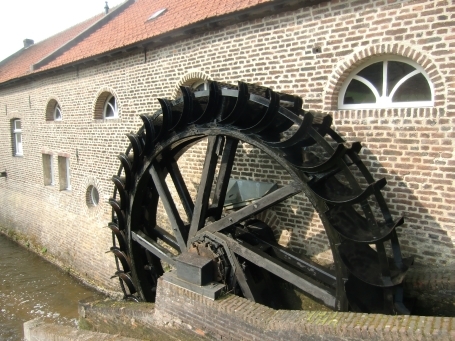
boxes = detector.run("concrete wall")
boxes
[0,0,454,294]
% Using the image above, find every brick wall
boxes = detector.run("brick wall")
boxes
[77,278,455,341]
[155,277,455,341]
[0,0,454,294]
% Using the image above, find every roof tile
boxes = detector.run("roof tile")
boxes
[0,0,275,84]
[0,13,103,84]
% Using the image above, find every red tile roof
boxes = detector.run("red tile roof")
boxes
[0,0,281,85]
[0,13,104,85]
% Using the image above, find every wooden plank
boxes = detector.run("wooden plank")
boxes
[167,160,194,221]
[187,136,221,242]
[197,183,303,236]
[132,231,176,266]
[149,163,187,251]
[210,137,239,220]
[150,226,181,252]
[215,232,336,308]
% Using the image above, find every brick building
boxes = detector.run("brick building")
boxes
[0,0,454,296]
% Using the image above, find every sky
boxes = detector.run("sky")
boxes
[0,0,125,62]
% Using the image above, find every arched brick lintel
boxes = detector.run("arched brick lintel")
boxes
[45,97,61,121]
[172,70,210,99]
[323,44,446,111]
[93,87,120,119]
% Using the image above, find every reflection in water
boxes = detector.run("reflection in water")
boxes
[0,234,105,340]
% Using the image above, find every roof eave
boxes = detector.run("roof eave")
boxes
[0,0,328,89]
[30,0,135,72]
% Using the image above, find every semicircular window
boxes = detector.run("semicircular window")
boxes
[103,95,118,118]
[45,99,63,121]
[339,58,434,109]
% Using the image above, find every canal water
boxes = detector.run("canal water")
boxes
[0,234,106,340]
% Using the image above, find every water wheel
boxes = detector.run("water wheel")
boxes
[108,81,412,314]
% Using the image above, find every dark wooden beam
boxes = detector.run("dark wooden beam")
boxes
[197,183,303,236]
[132,231,176,266]
[214,232,337,309]
[187,136,221,242]
[149,162,188,251]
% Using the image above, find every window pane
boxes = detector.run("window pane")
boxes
[193,82,207,91]
[108,96,116,108]
[392,73,432,102]
[387,61,416,96]
[91,186,99,205]
[104,96,117,118]
[54,105,62,120]
[357,62,383,96]
[15,134,22,155]
[105,105,114,117]
[14,120,21,130]
[344,79,376,104]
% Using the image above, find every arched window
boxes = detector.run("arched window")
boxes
[191,80,209,91]
[172,71,210,98]
[45,99,63,121]
[94,91,119,120]
[103,95,118,118]
[338,57,434,109]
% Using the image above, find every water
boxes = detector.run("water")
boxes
[0,234,106,340]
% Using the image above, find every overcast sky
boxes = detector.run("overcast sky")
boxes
[0,0,125,62]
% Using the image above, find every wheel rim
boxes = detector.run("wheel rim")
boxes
[109,81,412,314]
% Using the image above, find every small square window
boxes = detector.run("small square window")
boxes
[42,154,54,186]
[58,156,71,190]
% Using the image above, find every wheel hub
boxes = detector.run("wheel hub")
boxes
[188,237,230,284]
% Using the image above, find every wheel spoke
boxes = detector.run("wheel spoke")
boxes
[210,137,239,220]
[196,183,303,236]
[149,162,188,251]
[132,231,176,266]
[188,135,222,242]
[149,225,181,252]
[166,159,194,221]
[214,231,337,308]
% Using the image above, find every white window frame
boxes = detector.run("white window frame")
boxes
[103,95,118,118]
[12,119,23,156]
[54,103,62,121]
[338,56,434,109]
